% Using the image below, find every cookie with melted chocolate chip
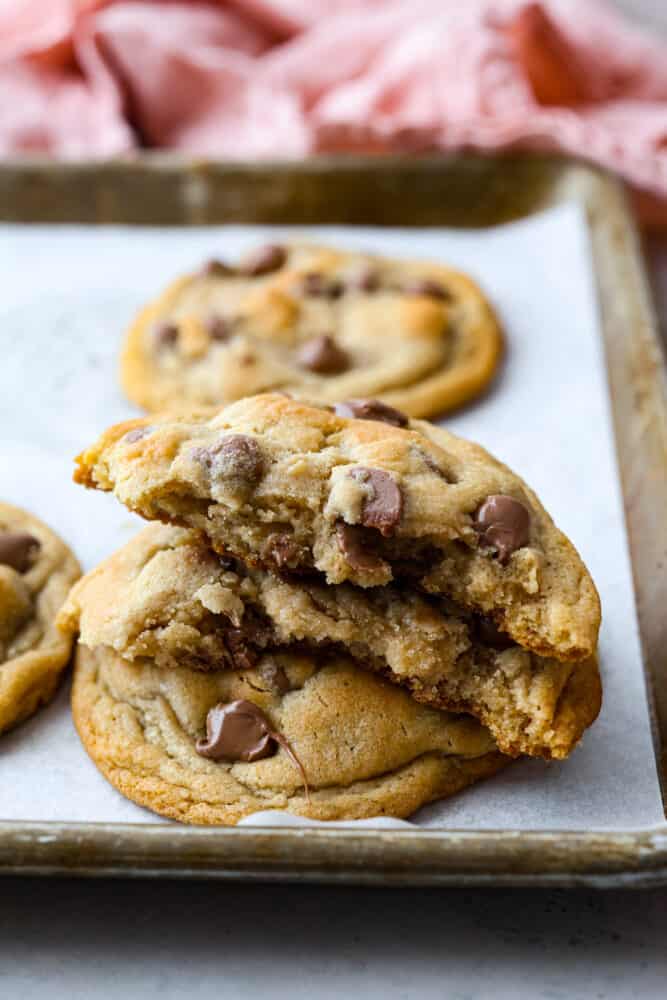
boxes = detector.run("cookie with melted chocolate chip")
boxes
[71,643,507,825]
[0,501,80,734]
[59,523,601,758]
[120,243,502,417]
[74,393,601,664]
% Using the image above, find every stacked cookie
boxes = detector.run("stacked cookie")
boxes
[59,394,601,825]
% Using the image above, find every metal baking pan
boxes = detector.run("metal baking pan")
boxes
[1,154,666,887]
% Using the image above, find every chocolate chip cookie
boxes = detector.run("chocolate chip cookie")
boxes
[74,394,601,664]
[120,243,502,418]
[0,502,80,734]
[60,523,600,758]
[71,643,507,825]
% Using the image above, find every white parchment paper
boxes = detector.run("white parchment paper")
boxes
[0,206,663,830]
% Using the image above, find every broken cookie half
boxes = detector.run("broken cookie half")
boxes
[59,523,600,759]
[74,393,601,665]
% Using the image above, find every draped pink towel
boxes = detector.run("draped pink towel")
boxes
[2,0,667,222]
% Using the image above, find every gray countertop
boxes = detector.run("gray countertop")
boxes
[1,877,666,999]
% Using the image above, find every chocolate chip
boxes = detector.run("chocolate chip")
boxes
[474,615,515,650]
[301,272,344,299]
[223,629,260,671]
[349,267,380,293]
[240,244,287,277]
[259,659,291,695]
[202,258,234,278]
[297,335,349,374]
[153,322,178,347]
[336,523,387,573]
[196,700,277,762]
[404,279,452,301]
[124,427,151,444]
[193,434,264,485]
[334,399,408,427]
[196,699,310,797]
[205,315,232,341]
[349,468,403,536]
[0,531,41,573]
[261,532,304,571]
[474,495,530,564]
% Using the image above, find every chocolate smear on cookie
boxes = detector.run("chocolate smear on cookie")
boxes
[0,531,41,573]
[349,468,403,536]
[475,495,530,564]
[196,699,310,799]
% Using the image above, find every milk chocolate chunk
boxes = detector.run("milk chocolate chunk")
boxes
[196,699,310,797]
[194,434,264,484]
[0,531,41,573]
[261,532,303,571]
[336,523,387,573]
[334,399,408,428]
[154,322,179,348]
[349,468,403,536]
[475,494,530,564]
[404,279,452,301]
[301,272,343,299]
[259,658,291,695]
[205,315,232,342]
[297,335,350,374]
[202,258,234,278]
[196,700,277,762]
[240,244,287,277]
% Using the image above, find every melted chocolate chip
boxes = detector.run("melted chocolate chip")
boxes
[202,258,234,278]
[224,629,260,671]
[124,427,151,444]
[404,279,452,301]
[334,399,408,427]
[196,699,310,798]
[297,335,349,374]
[154,322,179,348]
[196,700,277,762]
[336,523,387,573]
[474,495,530,564]
[240,244,287,277]
[474,615,515,650]
[0,531,41,573]
[349,468,403,536]
[205,315,232,341]
[193,434,264,485]
[301,272,344,299]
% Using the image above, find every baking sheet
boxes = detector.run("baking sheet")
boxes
[0,205,662,831]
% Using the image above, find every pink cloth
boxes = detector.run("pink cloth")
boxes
[2,0,667,221]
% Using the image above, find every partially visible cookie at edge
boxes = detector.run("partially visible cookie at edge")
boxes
[120,243,503,419]
[0,501,80,734]
[71,643,509,825]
